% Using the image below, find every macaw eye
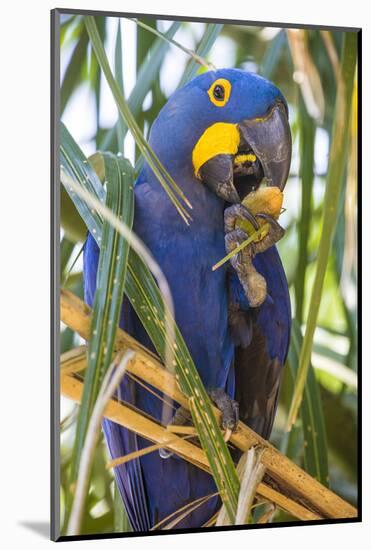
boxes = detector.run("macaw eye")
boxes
[213,85,225,101]
[208,78,232,107]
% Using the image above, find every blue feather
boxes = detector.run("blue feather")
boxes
[83,69,291,529]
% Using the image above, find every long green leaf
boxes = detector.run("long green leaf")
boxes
[60,236,75,277]
[332,82,358,371]
[125,252,240,519]
[287,320,329,486]
[61,16,105,123]
[84,16,192,224]
[287,32,357,428]
[333,188,357,370]
[61,122,104,237]
[114,20,125,154]
[191,397,236,520]
[130,21,180,119]
[295,95,316,324]
[61,26,88,114]
[260,30,287,80]
[66,151,135,522]
[100,21,181,152]
[129,18,214,71]
[135,23,223,176]
[136,18,156,70]
[90,16,106,144]
[60,124,240,523]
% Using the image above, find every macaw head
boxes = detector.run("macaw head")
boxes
[147,68,291,205]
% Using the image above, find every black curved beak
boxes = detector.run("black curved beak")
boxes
[199,101,292,204]
[239,101,292,192]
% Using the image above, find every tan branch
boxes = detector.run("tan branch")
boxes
[60,289,357,521]
[61,370,319,522]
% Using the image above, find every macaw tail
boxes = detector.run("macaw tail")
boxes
[102,380,152,532]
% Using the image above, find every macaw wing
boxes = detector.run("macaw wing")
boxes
[234,319,285,439]
[230,246,291,440]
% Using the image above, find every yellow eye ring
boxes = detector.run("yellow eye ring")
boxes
[207,78,232,107]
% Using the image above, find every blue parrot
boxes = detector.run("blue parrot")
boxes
[83,69,292,531]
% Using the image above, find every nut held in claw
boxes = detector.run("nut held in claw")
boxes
[236,187,284,241]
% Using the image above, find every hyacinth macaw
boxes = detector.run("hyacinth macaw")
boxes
[83,69,292,531]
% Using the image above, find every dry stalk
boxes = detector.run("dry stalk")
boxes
[216,447,266,526]
[60,290,358,522]
[61,368,320,522]
[235,447,266,525]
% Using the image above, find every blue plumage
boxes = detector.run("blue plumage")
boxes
[83,69,291,530]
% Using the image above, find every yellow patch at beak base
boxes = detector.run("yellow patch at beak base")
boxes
[192,122,240,178]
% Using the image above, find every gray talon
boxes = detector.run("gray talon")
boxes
[254,213,285,253]
[224,203,259,234]
[208,388,239,431]
[169,406,192,426]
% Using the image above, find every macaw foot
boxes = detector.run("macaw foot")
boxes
[254,212,285,253]
[224,203,260,234]
[208,387,239,433]
[163,391,239,432]
[159,389,238,458]
[168,405,192,426]
[224,205,285,307]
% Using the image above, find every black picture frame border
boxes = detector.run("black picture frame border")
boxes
[51,8,61,543]
[51,7,362,542]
